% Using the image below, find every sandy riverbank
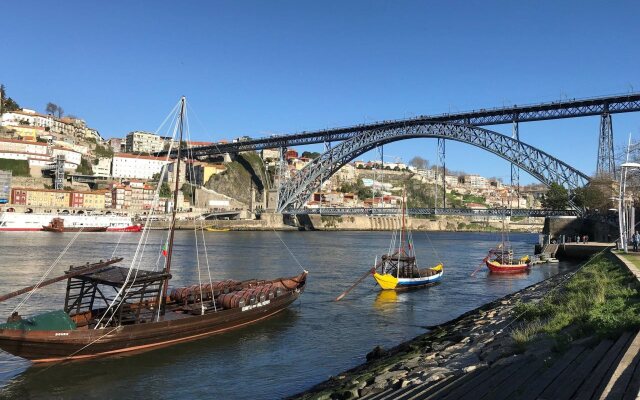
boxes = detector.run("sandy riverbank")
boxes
[288,267,580,400]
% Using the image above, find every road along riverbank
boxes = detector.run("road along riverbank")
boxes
[290,252,640,399]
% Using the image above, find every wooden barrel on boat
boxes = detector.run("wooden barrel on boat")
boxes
[218,293,246,309]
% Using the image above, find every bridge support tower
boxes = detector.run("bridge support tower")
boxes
[511,120,520,200]
[596,111,616,178]
[438,138,446,208]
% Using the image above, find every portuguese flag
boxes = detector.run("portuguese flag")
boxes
[162,243,168,257]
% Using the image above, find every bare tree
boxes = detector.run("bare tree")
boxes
[56,106,64,118]
[409,156,429,170]
[46,102,58,115]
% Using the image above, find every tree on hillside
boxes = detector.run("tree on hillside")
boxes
[409,156,429,170]
[573,178,614,212]
[0,84,20,114]
[301,151,321,159]
[541,183,569,209]
[159,182,171,198]
[46,102,58,115]
[46,102,64,118]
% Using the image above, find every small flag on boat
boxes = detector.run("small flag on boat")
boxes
[408,238,413,250]
[162,243,168,257]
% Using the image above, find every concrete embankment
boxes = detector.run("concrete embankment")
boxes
[298,214,543,232]
[289,271,577,399]
[146,213,543,232]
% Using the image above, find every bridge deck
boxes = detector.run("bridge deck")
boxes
[157,92,640,157]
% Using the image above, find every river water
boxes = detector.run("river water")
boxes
[0,230,576,399]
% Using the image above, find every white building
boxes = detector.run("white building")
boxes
[125,131,165,153]
[445,175,460,187]
[0,138,49,156]
[93,157,112,177]
[51,147,81,170]
[465,175,489,189]
[112,153,170,180]
[261,148,280,160]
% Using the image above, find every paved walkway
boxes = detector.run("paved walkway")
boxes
[360,330,639,400]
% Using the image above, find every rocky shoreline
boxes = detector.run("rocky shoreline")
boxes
[289,268,579,400]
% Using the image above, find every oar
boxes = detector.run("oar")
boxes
[335,267,376,302]
[471,254,490,277]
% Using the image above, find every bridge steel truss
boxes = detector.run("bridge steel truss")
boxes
[286,207,578,218]
[277,122,590,212]
[157,93,640,158]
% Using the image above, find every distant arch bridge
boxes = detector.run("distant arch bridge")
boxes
[286,207,578,218]
[277,122,590,212]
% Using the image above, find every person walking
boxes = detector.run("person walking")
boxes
[633,231,640,252]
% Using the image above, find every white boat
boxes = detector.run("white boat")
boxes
[0,212,141,232]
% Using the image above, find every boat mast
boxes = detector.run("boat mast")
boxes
[163,96,186,303]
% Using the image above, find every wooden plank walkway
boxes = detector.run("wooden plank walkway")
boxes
[361,329,639,400]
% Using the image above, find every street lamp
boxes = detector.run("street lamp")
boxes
[619,162,640,252]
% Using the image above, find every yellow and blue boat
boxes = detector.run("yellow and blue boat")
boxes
[371,189,444,291]
[372,255,443,290]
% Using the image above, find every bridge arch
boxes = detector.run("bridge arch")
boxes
[277,122,590,212]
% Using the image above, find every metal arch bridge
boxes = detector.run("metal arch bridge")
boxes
[286,207,577,218]
[276,122,590,212]
[157,93,640,160]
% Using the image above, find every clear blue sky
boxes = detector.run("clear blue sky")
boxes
[2,1,639,184]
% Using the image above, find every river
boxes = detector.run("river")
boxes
[0,230,576,399]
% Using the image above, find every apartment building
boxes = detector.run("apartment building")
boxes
[125,131,164,153]
[112,153,170,180]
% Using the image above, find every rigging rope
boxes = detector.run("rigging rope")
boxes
[96,103,182,328]
[188,103,308,274]
[200,219,216,311]
[12,228,85,314]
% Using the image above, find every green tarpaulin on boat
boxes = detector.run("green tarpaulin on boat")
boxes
[0,310,76,331]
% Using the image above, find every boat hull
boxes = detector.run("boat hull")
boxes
[42,226,108,232]
[373,265,443,290]
[0,288,303,363]
[106,225,142,232]
[485,260,530,274]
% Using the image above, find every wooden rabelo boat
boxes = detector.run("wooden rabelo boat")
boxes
[372,190,443,290]
[483,211,531,274]
[42,217,108,232]
[484,248,531,274]
[0,98,307,363]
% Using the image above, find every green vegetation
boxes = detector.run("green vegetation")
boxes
[181,183,194,202]
[0,159,29,177]
[511,254,640,349]
[207,152,267,206]
[541,182,569,209]
[573,178,614,212]
[94,144,114,158]
[76,158,94,175]
[159,182,171,198]
[462,194,486,204]
[0,84,20,113]
[301,151,321,159]
[404,178,435,208]
[339,179,372,200]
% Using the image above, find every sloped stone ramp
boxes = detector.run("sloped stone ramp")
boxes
[360,329,639,400]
